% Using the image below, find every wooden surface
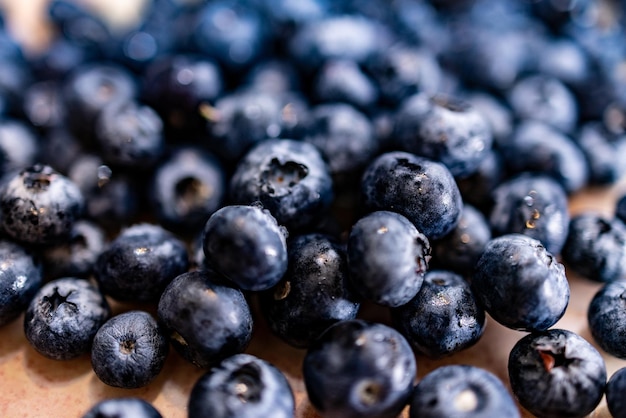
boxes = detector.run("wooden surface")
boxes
[1,1,626,417]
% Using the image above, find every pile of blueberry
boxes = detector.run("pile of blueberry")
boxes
[2,0,626,416]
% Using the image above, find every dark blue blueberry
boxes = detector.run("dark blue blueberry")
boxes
[456,148,504,215]
[30,38,90,81]
[188,353,295,418]
[390,0,450,54]
[587,280,626,359]
[42,220,105,280]
[289,15,393,74]
[23,81,66,132]
[62,64,137,143]
[472,234,569,331]
[366,44,441,106]
[40,128,83,175]
[0,164,84,246]
[141,54,223,135]
[360,151,463,240]
[0,240,42,327]
[202,205,287,292]
[507,75,578,134]
[82,398,162,418]
[508,329,606,418]
[391,270,485,358]
[431,205,491,276]
[91,310,169,388]
[303,319,417,418]
[24,277,110,360]
[304,103,378,181]
[229,139,334,231]
[464,92,513,146]
[191,1,270,74]
[409,365,520,418]
[394,93,493,178]
[606,367,626,418]
[150,147,225,234]
[95,100,164,169]
[489,175,570,255]
[157,270,253,368]
[260,233,360,348]
[0,119,40,175]
[313,59,378,111]
[67,154,139,230]
[561,213,626,283]
[94,223,189,302]
[500,121,588,193]
[347,211,430,307]
[535,37,592,88]
[530,0,595,30]
[576,122,626,185]
[244,59,301,95]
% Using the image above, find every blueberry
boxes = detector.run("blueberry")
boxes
[508,329,606,418]
[464,92,514,145]
[489,175,570,255]
[95,223,189,302]
[561,213,626,283]
[150,147,225,233]
[347,210,430,307]
[606,367,626,417]
[587,280,626,359]
[229,139,334,231]
[259,233,360,348]
[91,310,169,388]
[40,127,83,175]
[472,234,569,331]
[42,220,105,280]
[95,100,164,169]
[23,81,66,132]
[303,319,417,418]
[0,119,40,175]
[456,148,504,214]
[500,121,588,193]
[202,205,287,292]
[157,270,253,368]
[431,205,491,276]
[394,93,493,178]
[188,354,295,418]
[313,59,378,111]
[0,240,42,327]
[82,398,162,418]
[24,277,110,360]
[392,270,485,358]
[409,365,520,418]
[0,164,84,246]
[360,151,463,240]
[303,103,378,181]
[576,121,626,185]
[30,38,89,81]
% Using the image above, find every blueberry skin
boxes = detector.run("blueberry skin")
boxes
[456,148,504,214]
[618,194,626,225]
[203,205,287,292]
[606,367,626,417]
[188,354,295,418]
[260,233,360,348]
[501,121,588,193]
[157,270,253,368]
[577,122,626,185]
[24,277,111,360]
[489,175,570,255]
[472,234,569,332]
[91,310,168,388]
[0,240,42,327]
[360,151,463,240]
[95,223,189,302]
[391,270,485,358]
[42,220,105,280]
[409,365,520,418]
[95,100,164,169]
[431,205,491,276]
[347,211,430,307]
[587,280,626,359]
[394,93,493,178]
[0,119,40,175]
[303,319,417,418]
[313,59,378,111]
[150,147,225,233]
[508,329,607,418]
[0,164,84,246]
[229,139,334,231]
[561,213,626,283]
[82,398,162,418]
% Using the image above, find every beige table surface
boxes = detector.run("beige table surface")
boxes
[1,1,626,417]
